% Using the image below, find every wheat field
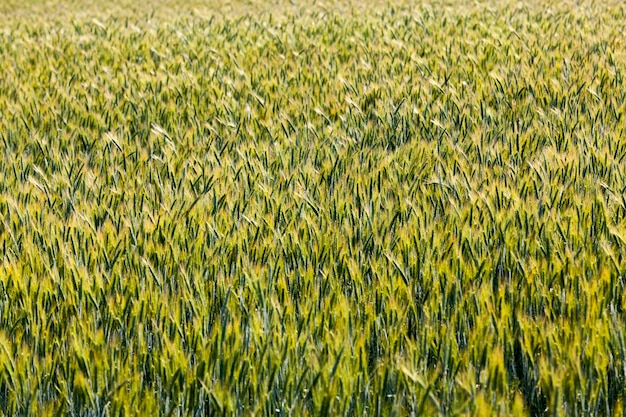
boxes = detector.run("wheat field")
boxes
[1,0,626,415]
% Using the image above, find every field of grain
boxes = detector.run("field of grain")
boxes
[1,0,626,415]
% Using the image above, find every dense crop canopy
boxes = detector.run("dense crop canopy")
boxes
[1,0,626,415]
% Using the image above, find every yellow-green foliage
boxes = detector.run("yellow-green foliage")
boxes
[1,0,626,415]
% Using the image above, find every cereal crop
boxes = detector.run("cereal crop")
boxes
[1,0,626,415]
